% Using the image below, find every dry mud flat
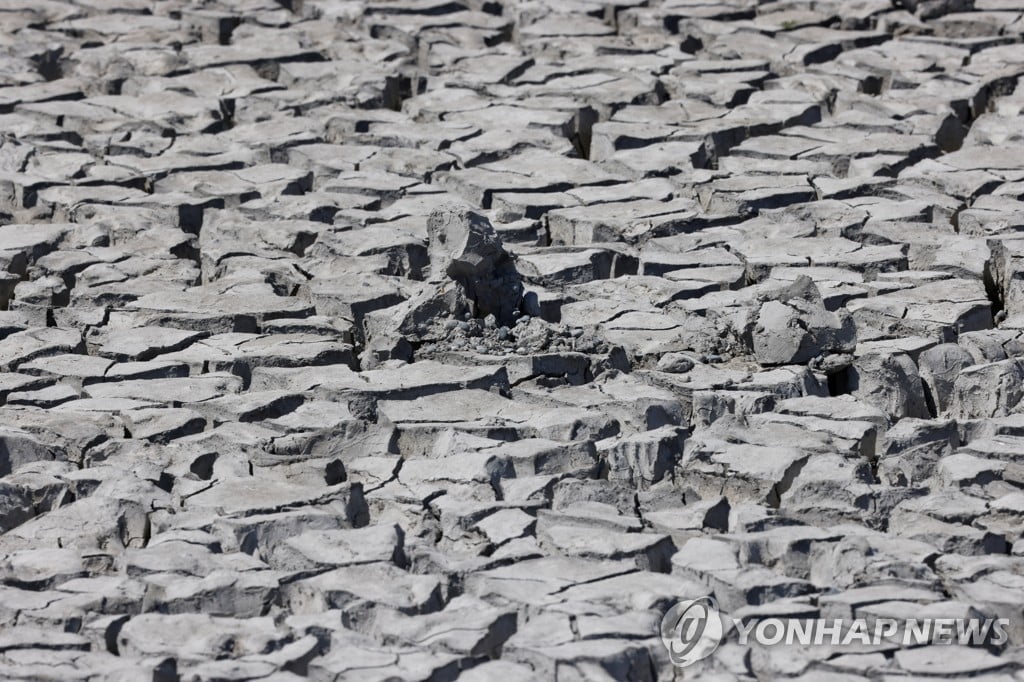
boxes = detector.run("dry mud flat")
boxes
[2,0,1024,680]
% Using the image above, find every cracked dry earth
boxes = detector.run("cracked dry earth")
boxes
[5,0,1024,680]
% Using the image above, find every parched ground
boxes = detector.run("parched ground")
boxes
[0,0,1023,680]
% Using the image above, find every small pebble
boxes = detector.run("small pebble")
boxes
[656,353,694,374]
